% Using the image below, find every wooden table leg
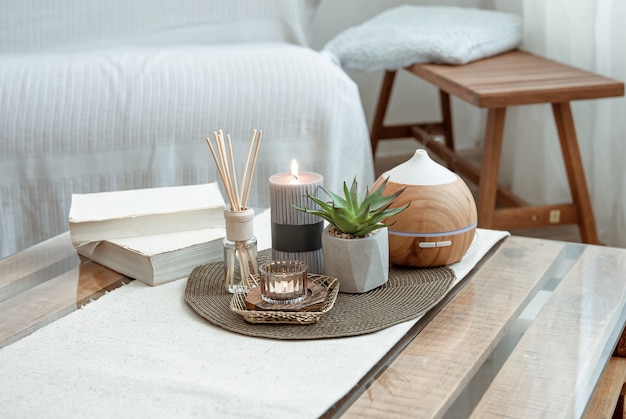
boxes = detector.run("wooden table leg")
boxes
[477,107,507,228]
[370,71,397,155]
[551,102,599,244]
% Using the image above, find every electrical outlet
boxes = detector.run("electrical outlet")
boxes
[549,209,561,224]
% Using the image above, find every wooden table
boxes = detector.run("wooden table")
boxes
[370,50,625,245]
[2,233,626,417]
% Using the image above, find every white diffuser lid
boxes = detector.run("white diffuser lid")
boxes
[383,149,457,185]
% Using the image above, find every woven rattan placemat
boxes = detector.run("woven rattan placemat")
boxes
[184,249,455,340]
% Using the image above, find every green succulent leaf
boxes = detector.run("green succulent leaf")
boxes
[321,186,348,210]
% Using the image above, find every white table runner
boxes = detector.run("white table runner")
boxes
[0,210,508,418]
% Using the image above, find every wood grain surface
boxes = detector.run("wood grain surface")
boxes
[471,244,626,418]
[0,233,129,348]
[342,236,567,418]
[408,50,624,108]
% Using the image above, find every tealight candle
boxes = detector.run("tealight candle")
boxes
[259,260,308,304]
[269,160,324,273]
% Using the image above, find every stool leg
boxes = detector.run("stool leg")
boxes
[370,71,397,156]
[439,90,455,150]
[551,102,599,244]
[477,108,507,228]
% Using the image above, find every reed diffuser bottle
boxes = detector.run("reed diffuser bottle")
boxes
[223,208,257,293]
[205,128,262,293]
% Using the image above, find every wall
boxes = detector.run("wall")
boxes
[309,0,521,155]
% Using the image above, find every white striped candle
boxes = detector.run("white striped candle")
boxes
[269,161,324,273]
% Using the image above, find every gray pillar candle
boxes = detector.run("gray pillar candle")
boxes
[269,160,324,273]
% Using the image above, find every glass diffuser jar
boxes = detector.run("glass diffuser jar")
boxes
[223,208,258,293]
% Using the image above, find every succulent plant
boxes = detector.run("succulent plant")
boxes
[294,177,408,238]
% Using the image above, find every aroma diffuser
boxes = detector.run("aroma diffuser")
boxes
[373,149,477,267]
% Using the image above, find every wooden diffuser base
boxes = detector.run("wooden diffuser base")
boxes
[378,177,477,267]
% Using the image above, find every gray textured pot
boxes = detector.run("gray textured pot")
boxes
[321,225,389,293]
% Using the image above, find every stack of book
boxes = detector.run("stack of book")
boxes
[69,183,226,286]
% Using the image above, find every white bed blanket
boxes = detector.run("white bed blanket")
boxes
[0,43,374,258]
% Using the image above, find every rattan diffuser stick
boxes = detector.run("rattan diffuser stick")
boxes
[205,129,262,292]
[206,129,262,211]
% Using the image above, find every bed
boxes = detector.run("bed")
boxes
[0,0,375,258]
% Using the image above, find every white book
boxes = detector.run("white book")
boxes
[69,183,226,247]
[77,228,226,286]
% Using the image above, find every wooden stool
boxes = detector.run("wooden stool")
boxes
[371,50,624,243]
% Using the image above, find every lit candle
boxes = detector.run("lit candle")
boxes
[269,160,324,273]
[259,260,308,304]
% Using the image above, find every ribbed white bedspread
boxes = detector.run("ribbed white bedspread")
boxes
[0,43,374,258]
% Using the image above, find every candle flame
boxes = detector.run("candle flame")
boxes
[290,159,298,180]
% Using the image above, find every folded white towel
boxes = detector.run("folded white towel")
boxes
[324,5,523,72]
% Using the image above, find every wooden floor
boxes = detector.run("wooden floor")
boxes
[374,140,582,243]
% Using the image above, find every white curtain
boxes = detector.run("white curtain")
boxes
[496,0,626,247]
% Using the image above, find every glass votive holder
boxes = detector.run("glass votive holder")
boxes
[259,260,308,304]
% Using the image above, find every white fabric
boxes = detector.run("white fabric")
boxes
[495,0,626,248]
[0,209,509,418]
[323,5,523,72]
[0,42,374,258]
[0,0,320,52]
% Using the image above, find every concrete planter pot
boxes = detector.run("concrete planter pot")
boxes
[321,225,389,294]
